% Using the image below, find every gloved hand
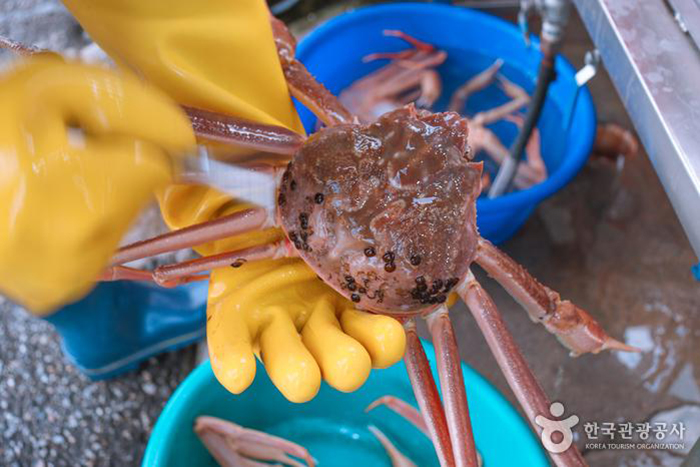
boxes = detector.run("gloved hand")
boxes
[0,55,195,314]
[64,0,407,402]
[204,229,406,402]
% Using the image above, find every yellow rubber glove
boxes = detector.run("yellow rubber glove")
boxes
[0,55,195,314]
[63,0,406,402]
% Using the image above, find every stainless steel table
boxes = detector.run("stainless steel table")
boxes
[573,0,700,259]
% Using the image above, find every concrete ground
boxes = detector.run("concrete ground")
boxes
[1,1,698,466]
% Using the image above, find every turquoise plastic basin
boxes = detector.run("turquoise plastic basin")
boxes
[143,340,547,466]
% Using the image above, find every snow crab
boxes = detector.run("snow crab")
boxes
[1,16,638,467]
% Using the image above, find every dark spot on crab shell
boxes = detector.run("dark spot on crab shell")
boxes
[278,105,482,314]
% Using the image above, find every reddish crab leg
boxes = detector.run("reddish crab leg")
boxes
[383,30,436,53]
[368,396,485,467]
[97,266,185,284]
[371,65,444,103]
[426,306,479,467]
[197,428,249,467]
[110,208,270,266]
[474,239,639,355]
[363,30,438,64]
[416,70,442,108]
[472,126,544,190]
[363,49,415,64]
[0,35,43,55]
[368,425,417,467]
[195,416,315,467]
[448,59,503,113]
[283,62,355,127]
[99,267,208,287]
[366,396,429,436]
[403,320,455,467]
[101,242,288,287]
[184,106,306,155]
[504,114,546,182]
[341,31,446,122]
[457,271,586,467]
[471,75,530,126]
[270,16,355,127]
[152,242,288,283]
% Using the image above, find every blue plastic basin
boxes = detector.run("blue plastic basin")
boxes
[143,340,547,466]
[295,3,596,244]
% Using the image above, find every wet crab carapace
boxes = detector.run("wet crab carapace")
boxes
[1,16,638,467]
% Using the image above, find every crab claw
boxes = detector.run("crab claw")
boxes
[195,416,315,467]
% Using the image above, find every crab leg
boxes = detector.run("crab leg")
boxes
[184,106,306,155]
[197,428,251,467]
[448,59,503,113]
[368,396,485,467]
[472,126,544,190]
[278,53,355,127]
[383,30,436,53]
[152,242,288,284]
[425,306,479,467]
[368,425,417,467]
[269,16,355,127]
[415,70,442,109]
[366,396,429,437]
[474,238,639,356]
[471,75,530,127]
[403,320,455,467]
[503,114,546,184]
[343,31,446,121]
[0,35,44,55]
[110,208,270,266]
[101,242,288,287]
[97,266,190,285]
[195,416,315,467]
[457,271,586,467]
[363,30,441,65]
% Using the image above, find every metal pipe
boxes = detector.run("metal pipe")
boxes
[488,55,556,197]
[488,0,571,197]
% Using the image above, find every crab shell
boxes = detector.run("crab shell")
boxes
[278,105,482,315]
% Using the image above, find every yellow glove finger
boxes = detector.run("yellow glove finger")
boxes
[302,298,371,393]
[207,298,256,395]
[204,260,309,395]
[340,309,406,369]
[260,308,321,403]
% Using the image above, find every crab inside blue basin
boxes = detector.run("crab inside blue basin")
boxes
[143,340,547,466]
[294,3,596,244]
